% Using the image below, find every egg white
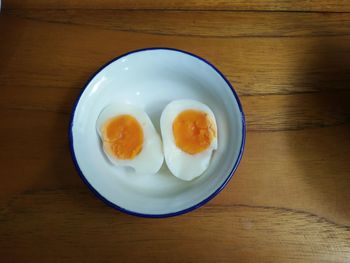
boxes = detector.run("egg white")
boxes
[160,99,218,181]
[96,103,164,174]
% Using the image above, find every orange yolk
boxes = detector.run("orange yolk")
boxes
[102,115,143,160]
[172,110,215,155]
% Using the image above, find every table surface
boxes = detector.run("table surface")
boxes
[1,1,350,262]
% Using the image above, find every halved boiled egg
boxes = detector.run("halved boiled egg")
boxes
[160,100,218,181]
[96,103,164,174]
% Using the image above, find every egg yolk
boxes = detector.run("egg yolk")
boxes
[172,110,215,155]
[102,115,143,160]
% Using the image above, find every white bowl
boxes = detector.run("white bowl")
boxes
[69,48,245,217]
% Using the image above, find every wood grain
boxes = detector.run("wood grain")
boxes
[5,9,350,37]
[1,189,349,263]
[1,107,349,224]
[1,14,349,97]
[4,0,350,12]
[1,4,350,263]
[1,86,350,131]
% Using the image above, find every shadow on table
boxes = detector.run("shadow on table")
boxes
[289,37,350,223]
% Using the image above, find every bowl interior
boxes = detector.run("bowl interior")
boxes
[71,49,244,216]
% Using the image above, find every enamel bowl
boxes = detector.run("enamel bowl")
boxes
[69,48,245,217]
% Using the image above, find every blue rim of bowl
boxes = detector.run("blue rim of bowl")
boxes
[69,47,246,218]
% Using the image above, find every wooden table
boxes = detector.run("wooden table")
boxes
[1,1,350,262]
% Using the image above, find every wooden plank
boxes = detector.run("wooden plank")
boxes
[1,86,350,131]
[244,92,350,131]
[4,0,350,12]
[1,189,349,262]
[0,15,349,97]
[5,9,350,37]
[0,108,349,224]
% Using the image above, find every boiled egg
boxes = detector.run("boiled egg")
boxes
[160,99,217,181]
[96,103,164,174]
